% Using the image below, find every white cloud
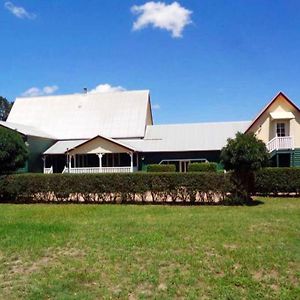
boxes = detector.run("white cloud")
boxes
[4,1,36,19]
[131,1,192,38]
[43,85,58,94]
[89,83,126,94]
[21,85,58,97]
[152,103,160,110]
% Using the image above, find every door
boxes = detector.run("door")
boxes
[276,122,286,137]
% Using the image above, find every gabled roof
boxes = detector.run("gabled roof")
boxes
[68,135,135,153]
[7,90,151,139]
[43,140,87,155]
[0,121,55,139]
[44,135,135,155]
[122,121,251,152]
[245,92,300,133]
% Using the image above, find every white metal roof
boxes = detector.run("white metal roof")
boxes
[7,90,150,139]
[43,140,87,154]
[121,121,251,152]
[43,121,250,154]
[44,135,136,155]
[0,121,55,139]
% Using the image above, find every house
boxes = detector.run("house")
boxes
[0,91,299,173]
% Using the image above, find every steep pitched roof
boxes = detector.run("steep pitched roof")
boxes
[7,90,151,139]
[245,92,300,133]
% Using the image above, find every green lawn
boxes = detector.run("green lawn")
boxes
[0,199,299,299]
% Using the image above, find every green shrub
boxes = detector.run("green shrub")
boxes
[255,167,300,195]
[0,173,230,204]
[146,164,176,172]
[188,162,217,172]
[220,132,269,202]
[0,127,28,174]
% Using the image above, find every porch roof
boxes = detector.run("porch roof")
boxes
[44,140,87,155]
[43,136,135,155]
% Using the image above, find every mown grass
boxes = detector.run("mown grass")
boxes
[0,198,299,299]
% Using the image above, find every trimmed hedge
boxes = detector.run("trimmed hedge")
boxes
[0,173,230,204]
[255,167,300,195]
[146,164,176,172]
[1,167,300,204]
[188,162,217,172]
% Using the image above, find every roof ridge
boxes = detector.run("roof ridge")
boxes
[15,89,150,101]
[149,120,251,127]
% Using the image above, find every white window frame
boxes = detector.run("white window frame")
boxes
[276,122,286,137]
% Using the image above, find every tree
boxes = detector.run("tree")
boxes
[220,132,269,202]
[0,96,13,121]
[0,127,28,174]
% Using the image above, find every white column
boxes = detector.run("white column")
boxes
[130,152,133,172]
[69,155,72,171]
[42,156,46,173]
[97,153,103,173]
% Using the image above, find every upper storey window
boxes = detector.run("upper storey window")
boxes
[276,122,286,137]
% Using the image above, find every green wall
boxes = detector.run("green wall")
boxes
[27,136,55,173]
[292,149,300,167]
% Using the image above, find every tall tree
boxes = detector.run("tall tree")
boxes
[0,127,28,174]
[0,96,13,121]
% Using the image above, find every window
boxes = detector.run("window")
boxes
[276,123,286,137]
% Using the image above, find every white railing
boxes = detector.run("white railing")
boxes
[43,166,53,174]
[267,136,294,152]
[62,166,132,174]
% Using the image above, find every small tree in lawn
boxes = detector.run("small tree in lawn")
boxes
[220,132,269,203]
[0,127,28,174]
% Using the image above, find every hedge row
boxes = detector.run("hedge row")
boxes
[255,167,300,195]
[188,162,217,172]
[1,168,300,204]
[0,173,230,204]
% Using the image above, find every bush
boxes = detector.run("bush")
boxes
[188,162,217,172]
[0,127,28,174]
[255,167,300,195]
[146,164,176,172]
[0,173,230,204]
[220,132,269,202]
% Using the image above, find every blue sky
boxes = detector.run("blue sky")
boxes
[1,0,300,124]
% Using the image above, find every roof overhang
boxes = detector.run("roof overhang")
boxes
[0,121,55,139]
[270,112,295,120]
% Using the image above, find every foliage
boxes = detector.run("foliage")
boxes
[0,96,13,121]
[146,164,176,172]
[0,173,230,204]
[255,167,300,195]
[220,132,270,202]
[0,127,28,174]
[188,162,217,172]
[220,132,269,171]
